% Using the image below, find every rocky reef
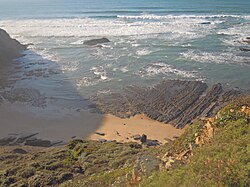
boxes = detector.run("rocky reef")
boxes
[91,80,242,128]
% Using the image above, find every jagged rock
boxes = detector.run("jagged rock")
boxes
[140,134,147,144]
[91,80,241,128]
[0,133,64,147]
[83,38,110,46]
[0,136,17,146]
[10,133,39,145]
[0,28,26,65]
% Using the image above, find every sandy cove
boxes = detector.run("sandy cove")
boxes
[87,114,183,143]
[0,102,183,146]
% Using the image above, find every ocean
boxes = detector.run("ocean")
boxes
[0,0,250,106]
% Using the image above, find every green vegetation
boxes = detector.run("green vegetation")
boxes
[142,96,250,187]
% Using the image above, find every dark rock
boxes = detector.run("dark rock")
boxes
[239,47,250,51]
[25,139,52,147]
[91,80,242,128]
[0,136,17,145]
[10,133,39,145]
[131,134,141,140]
[146,140,160,146]
[12,148,28,154]
[140,134,147,144]
[95,132,106,136]
[0,28,26,65]
[98,139,107,143]
[83,38,110,46]
[200,22,211,25]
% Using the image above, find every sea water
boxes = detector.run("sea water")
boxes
[0,0,249,101]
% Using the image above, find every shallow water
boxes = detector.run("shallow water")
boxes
[0,0,249,102]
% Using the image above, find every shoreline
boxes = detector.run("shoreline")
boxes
[0,102,184,147]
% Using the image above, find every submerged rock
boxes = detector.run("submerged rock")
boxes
[83,38,110,46]
[200,22,211,25]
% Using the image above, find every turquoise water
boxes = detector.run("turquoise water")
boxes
[0,0,249,98]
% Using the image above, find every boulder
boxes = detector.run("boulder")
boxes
[83,38,110,46]
[140,134,147,144]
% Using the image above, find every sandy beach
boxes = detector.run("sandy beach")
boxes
[87,114,183,143]
[0,102,183,145]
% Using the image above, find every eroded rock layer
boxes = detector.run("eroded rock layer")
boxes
[91,80,242,128]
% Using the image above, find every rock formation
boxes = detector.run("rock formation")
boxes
[83,38,110,46]
[91,80,242,128]
[0,28,26,65]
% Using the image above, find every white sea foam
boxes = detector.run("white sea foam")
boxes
[181,50,250,65]
[117,14,250,20]
[0,16,215,40]
[90,66,110,81]
[76,77,95,87]
[136,48,152,56]
[218,23,250,48]
[76,66,111,88]
[137,62,197,78]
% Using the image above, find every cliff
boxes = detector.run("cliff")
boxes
[0,28,26,65]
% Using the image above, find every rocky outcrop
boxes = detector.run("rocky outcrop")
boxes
[83,38,110,46]
[0,133,63,147]
[91,80,242,128]
[0,28,26,65]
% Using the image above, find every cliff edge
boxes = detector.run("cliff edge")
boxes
[0,28,26,65]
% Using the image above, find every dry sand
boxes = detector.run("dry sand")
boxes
[87,114,183,143]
